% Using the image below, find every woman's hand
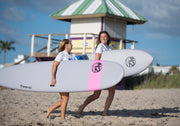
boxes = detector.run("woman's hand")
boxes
[50,79,56,87]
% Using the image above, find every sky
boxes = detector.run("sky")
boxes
[0,0,180,66]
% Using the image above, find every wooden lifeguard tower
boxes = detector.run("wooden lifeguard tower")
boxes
[29,0,147,61]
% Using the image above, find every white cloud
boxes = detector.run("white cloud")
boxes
[0,0,77,13]
[146,33,171,39]
[0,22,19,40]
[3,7,26,21]
[0,21,31,46]
[0,0,77,44]
[1,0,179,41]
[119,0,180,38]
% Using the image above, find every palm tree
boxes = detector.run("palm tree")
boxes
[0,40,15,64]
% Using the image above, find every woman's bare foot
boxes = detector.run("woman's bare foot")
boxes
[46,108,51,118]
[77,105,83,114]
[102,112,107,116]
[61,117,65,120]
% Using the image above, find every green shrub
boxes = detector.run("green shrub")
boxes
[124,68,180,90]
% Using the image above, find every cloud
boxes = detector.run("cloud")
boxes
[0,0,33,8]
[31,0,77,13]
[0,0,76,44]
[0,21,31,47]
[0,21,19,40]
[2,7,26,21]
[0,0,77,13]
[0,21,29,46]
[0,0,77,41]
[1,0,179,41]
[119,0,180,38]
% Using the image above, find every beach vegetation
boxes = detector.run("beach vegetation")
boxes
[125,66,180,89]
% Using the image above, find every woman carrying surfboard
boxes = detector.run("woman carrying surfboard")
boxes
[77,31,114,116]
[47,39,77,120]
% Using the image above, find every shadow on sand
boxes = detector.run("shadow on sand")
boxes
[45,107,179,119]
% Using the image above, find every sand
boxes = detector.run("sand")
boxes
[0,87,180,126]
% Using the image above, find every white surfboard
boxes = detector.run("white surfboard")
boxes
[0,60,124,92]
[81,49,153,77]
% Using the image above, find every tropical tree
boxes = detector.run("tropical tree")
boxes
[0,40,15,64]
[168,65,180,75]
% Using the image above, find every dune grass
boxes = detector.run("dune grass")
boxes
[124,71,180,90]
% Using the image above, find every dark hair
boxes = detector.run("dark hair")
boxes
[96,31,111,49]
[59,39,70,52]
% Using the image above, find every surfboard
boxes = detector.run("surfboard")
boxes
[81,49,153,77]
[0,60,124,92]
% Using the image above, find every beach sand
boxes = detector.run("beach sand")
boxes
[0,87,180,126]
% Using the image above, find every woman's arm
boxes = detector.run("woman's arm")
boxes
[95,53,101,60]
[51,61,60,86]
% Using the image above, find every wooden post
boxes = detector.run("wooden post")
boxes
[92,34,95,53]
[131,42,135,49]
[31,35,35,56]
[82,33,87,55]
[56,44,59,53]
[47,34,52,56]
[119,39,123,49]
[65,34,69,39]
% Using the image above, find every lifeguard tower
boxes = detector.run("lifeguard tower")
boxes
[29,0,147,61]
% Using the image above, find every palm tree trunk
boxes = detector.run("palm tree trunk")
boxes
[3,50,6,65]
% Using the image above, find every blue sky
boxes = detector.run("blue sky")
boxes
[0,0,180,66]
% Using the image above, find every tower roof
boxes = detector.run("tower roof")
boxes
[51,0,147,24]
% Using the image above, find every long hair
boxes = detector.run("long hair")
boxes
[96,31,111,49]
[59,39,70,52]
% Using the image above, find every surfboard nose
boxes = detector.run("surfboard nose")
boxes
[149,54,153,64]
[141,50,154,64]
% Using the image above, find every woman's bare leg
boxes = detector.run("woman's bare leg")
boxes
[77,90,101,114]
[102,86,115,116]
[46,93,62,118]
[60,93,69,120]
